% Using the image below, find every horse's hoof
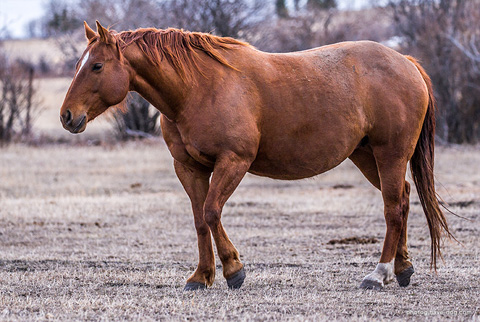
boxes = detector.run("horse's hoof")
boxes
[183,282,207,291]
[360,278,384,290]
[226,267,246,289]
[396,266,414,287]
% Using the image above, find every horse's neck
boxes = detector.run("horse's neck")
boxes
[126,49,193,121]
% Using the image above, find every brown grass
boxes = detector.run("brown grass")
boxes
[0,141,478,321]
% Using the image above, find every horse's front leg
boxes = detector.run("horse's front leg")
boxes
[174,160,215,290]
[203,152,252,289]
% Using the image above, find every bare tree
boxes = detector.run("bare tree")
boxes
[0,53,41,144]
[390,0,480,143]
[158,0,267,38]
[40,0,80,37]
[79,0,163,30]
[276,0,289,18]
[251,3,391,53]
[307,0,337,10]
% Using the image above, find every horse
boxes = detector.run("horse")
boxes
[60,21,452,290]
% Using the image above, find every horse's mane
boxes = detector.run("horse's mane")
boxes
[116,28,249,80]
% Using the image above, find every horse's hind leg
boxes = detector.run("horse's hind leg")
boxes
[393,181,414,287]
[349,147,414,288]
[349,148,394,289]
[174,161,215,290]
[364,149,411,289]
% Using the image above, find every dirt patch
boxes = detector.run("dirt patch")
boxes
[227,201,273,208]
[412,199,477,209]
[332,184,354,189]
[327,236,379,245]
[447,200,476,208]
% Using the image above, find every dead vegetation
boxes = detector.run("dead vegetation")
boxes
[390,0,480,143]
[0,142,478,320]
[0,53,40,144]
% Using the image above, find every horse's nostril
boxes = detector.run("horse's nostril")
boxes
[63,109,72,125]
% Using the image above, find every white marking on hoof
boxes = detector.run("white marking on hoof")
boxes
[360,261,394,289]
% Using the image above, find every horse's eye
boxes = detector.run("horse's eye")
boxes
[92,63,103,71]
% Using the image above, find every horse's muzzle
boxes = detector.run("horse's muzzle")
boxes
[61,109,87,134]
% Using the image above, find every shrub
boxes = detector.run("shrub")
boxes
[111,93,161,140]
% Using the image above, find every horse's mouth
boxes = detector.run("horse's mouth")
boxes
[62,115,87,134]
[71,116,87,133]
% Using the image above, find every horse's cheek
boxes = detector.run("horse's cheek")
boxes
[103,72,129,105]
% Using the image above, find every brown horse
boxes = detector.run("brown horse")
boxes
[60,21,452,290]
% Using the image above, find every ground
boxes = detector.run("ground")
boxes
[0,140,478,321]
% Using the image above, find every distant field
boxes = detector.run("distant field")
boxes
[3,38,67,66]
[0,142,478,320]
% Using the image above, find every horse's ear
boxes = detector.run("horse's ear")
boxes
[95,20,115,45]
[84,21,96,41]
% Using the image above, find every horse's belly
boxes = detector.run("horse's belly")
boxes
[248,162,331,180]
[248,141,356,180]
[247,102,366,179]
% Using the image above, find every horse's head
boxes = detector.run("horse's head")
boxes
[60,21,130,133]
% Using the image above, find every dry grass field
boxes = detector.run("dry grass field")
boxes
[0,51,478,319]
[0,140,479,321]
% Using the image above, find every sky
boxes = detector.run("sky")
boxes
[0,0,44,38]
[0,0,375,39]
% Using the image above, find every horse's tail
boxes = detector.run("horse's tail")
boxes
[405,56,453,270]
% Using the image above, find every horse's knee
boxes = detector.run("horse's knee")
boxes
[194,220,210,236]
[204,205,221,228]
[387,215,404,232]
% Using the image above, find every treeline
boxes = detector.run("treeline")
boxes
[4,0,480,143]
